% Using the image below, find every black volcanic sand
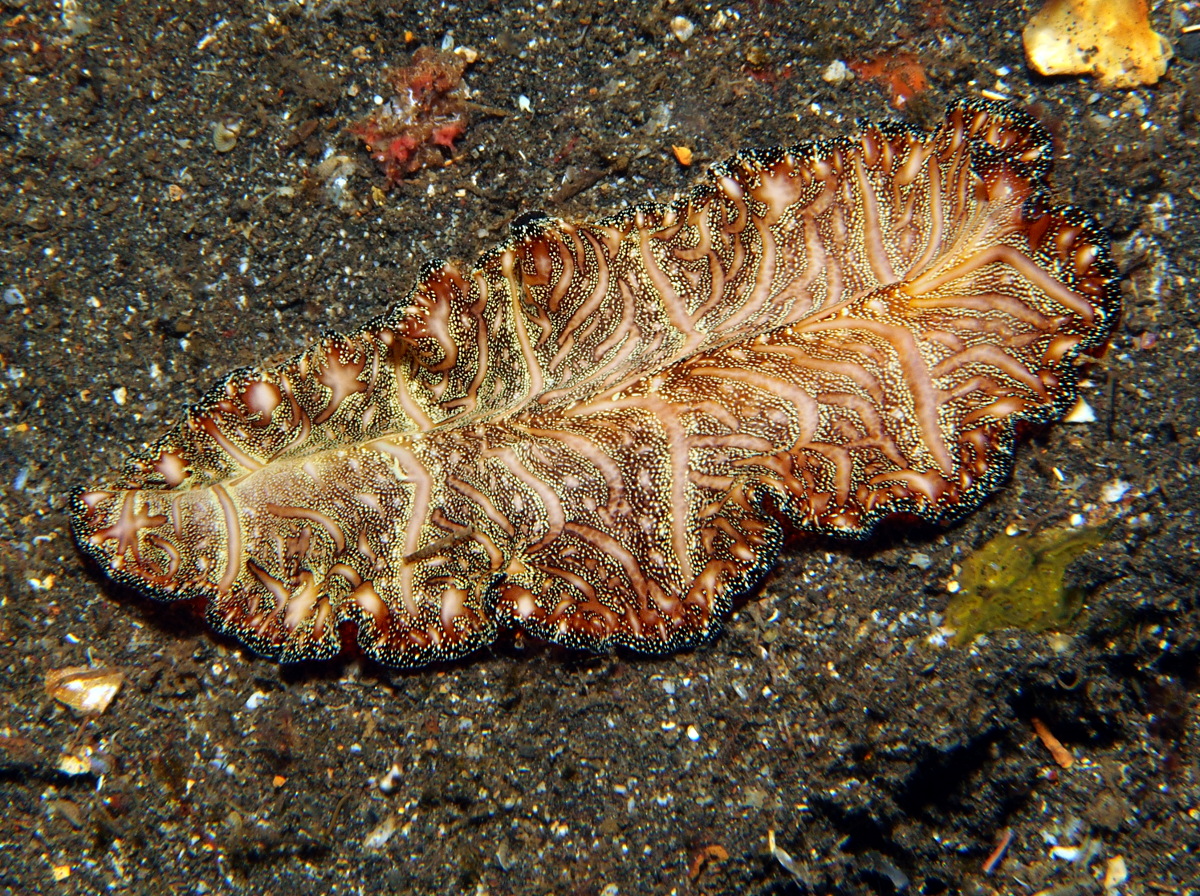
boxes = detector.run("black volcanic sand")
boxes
[1,2,1196,894]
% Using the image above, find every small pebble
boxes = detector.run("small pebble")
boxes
[378,762,403,794]
[670,16,695,42]
[1101,479,1132,503]
[1178,28,1200,63]
[822,59,851,84]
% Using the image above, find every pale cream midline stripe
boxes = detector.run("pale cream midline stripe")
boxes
[852,152,899,286]
[802,316,953,476]
[364,438,427,618]
[501,250,545,403]
[211,484,241,594]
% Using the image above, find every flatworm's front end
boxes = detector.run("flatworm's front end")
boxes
[73,101,1116,666]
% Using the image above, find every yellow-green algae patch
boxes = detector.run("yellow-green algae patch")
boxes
[946,525,1110,644]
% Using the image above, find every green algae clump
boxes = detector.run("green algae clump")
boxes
[946,525,1109,644]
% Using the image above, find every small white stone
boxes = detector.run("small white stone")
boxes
[1103,855,1128,892]
[670,15,696,42]
[1101,479,1132,503]
[112,386,127,406]
[822,59,851,84]
[517,94,532,113]
[377,762,403,794]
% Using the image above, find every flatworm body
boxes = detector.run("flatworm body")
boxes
[72,101,1116,666]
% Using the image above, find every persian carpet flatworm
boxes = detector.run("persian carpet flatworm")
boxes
[72,100,1117,666]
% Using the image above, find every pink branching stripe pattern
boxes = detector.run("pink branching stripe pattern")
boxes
[72,101,1117,666]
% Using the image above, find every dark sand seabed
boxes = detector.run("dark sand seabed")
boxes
[0,1,1197,893]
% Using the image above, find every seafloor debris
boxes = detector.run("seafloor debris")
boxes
[945,524,1109,643]
[45,665,124,715]
[767,829,810,885]
[981,827,1013,874]
[57,742,113,776]
[349,46,473,185]
[72,101,1117,668]
[1023,0,1173,88]
[1032,716,1076,768]
[688,843,729,881]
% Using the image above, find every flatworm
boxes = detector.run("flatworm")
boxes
[72,100,1117,667]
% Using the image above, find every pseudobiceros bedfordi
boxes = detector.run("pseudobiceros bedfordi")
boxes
[73,101,1117,667]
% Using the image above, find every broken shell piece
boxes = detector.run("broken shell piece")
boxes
[212,120,240,153]
[1023,0,1173,88]
[45,665,124,715]
[1063,396,1096,423]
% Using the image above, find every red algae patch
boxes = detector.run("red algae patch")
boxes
[72,102,1117,668]
[349,46,475,185]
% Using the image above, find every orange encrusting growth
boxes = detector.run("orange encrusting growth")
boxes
[848,53,929,109]
[72,101,1117,667]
